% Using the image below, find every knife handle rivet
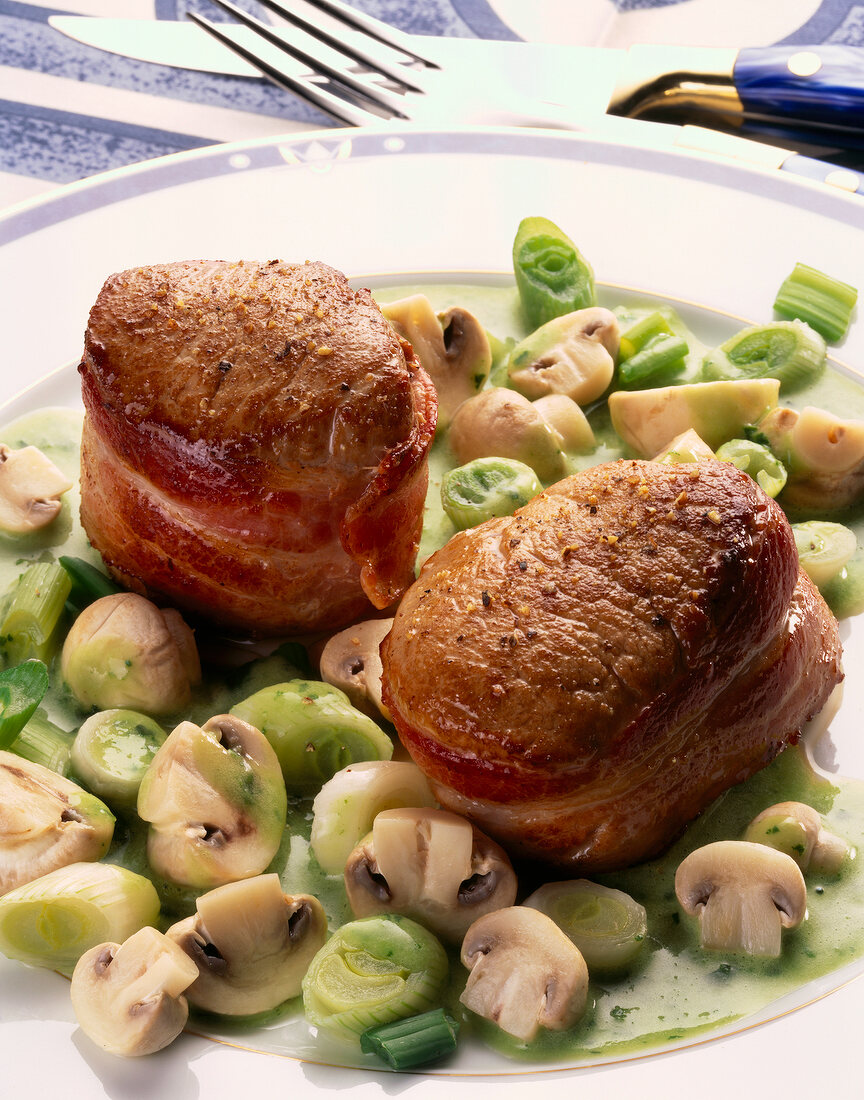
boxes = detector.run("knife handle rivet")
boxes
[824,169,862,193]
[787,51,822,77]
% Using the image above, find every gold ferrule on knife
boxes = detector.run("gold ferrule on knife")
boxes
[608,45,744,127]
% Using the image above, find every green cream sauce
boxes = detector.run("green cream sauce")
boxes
[4,281,864,1071]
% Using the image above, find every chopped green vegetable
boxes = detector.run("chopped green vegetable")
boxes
[701,320,826,392]
[0,562,71,667]
[302,915,449,1045]
[441,457,541,530]
[618,333,689,390]
[230,680,393,796]
[774,262,857,343]
[0,659,49,749]
[70,708,167,812]
[512,216,595,328]
[715,439,788,497]
[9,710,74,774]
[792,520,858,587]
[618,311,674,360]
[360,1008,459,1070]
[59,555,121,613]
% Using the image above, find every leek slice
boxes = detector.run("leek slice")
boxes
[512,216,595,328]
[792,521,858,587]
[701,320,825,393]
[71,709,166,812]
[774,262,857,343]
[523,879,647,973]
[9,710,74,774]
[0,562,71,667]
[302,915,448,1044]
[441,457,541,531]
[0,861,159,974]
[715,439,788,498]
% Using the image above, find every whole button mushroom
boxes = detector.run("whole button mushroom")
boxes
[743,801,850,875]
[460,906,589,1041]
[344,807,517,944]
[674,840,807,957]
[166,874,327,1016]
[507,307,619,406]
[71,925,199,1057]
[0,443,73,534]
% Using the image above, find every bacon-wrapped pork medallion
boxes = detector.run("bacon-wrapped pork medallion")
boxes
[381,459,843,873]
[78,260,437,637]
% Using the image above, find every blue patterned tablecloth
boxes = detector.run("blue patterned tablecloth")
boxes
[1,0,863,210]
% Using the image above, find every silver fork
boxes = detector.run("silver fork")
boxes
[187,0,611,129]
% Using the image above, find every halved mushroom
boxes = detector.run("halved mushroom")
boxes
[344,807,517,944]
[166,873,326,1016]
[757,405,864,511]
[0,443,73,534]
[743,801,850,875]
[448,388,567,482]
[71,925,199,1057]
[653,428,715,464]
[675,840,807,957]
[507,307,619,406]
[531,394,595,454]
[382,295,491,428]
[460,906,589,1041]
[61,592,201,716]
[318,617,394,721]
[0,751,114,895]
[137,714,287,888]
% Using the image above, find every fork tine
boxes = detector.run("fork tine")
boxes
[197,0,411,120]
[187,11,383,126]
[256,0,432,89]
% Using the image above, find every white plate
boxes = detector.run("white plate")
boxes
[2,126,864,1100]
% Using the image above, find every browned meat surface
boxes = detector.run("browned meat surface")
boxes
[381,459,843,872]
[78,259,437,636]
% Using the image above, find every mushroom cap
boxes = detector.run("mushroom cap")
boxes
[166,873,327,1016]
[508,307,618,406]
[460,906,589,1041]
[675,840,807,956]
[71,925,199,1057]
[344,806,517,943]
[0,443,73,534]
[745,801,850,875]
[137,713,287,888]
[318,617,394,721]
[0,751,115,895]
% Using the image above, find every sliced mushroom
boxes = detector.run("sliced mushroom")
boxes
[382,295,491,428]
[531,394,595,454]
[318,617,394,721]
[507,307,619,406]
[166,873,326,1016]
[460,906,589,1041]
[0,443,73,534]
[0,751,114,895]
[448,388,567,482]
[137,714,288,888]
[61,592,201,716]
[344,807,517,943]
[71,925,199,1057]
[744,801,850,875]
[653,428,715,464]
[675,840,807,957]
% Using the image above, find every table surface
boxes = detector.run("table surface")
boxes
[3,0,864,214]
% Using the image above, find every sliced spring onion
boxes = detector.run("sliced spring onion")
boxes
[230,680,393,796]
[70,709,167,812]
[617,310,673,360]
[302,915,449,1045]
[360,1008,459,1070]
[9,710,74,774]
[701,320,826,392]
[0,861,159,974]
[523,879,648,973]
[715,439,788,498]
[0,659,49,749]
[792,520,858,587]
[774,262,858,343]
[59,555,121,613]
[441,457,542,531]
[617,333,689,390]
[0,562,71,667]
[512,216,595,328]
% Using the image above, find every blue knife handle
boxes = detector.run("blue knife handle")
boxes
[734,46,864,129]
[779,152,864,196]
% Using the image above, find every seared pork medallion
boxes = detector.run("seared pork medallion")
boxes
[78,260,437,636]
[381,459,843,872]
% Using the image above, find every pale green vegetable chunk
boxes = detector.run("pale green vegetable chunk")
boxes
[792,521,858,587]
[523,879,647,973]
[715,439,787,497]
[701,320,826,392]
[302,914,448,1045]
[231,680,393,796]
[0,861,159,974]
[71,709,166,812]
[441,457,541,531]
